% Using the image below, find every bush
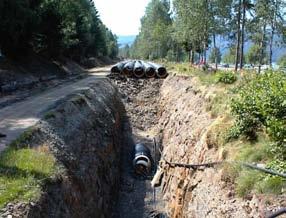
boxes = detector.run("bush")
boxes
[230,71,286,160]
[216,71,237,84]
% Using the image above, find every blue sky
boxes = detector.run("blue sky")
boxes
[94,0,151,36]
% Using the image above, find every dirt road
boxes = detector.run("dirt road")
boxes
[0,67,110,152]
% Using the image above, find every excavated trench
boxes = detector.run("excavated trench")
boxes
[109,75,285,218]
[108,75,166,217]
[2,74,284,218]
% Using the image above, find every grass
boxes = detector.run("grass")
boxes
[0,146,58,208]
[167,61,286,197]
[44,111,56,120]
[166,62,238,85]
[9,128,35,148]
[224,133,286,196]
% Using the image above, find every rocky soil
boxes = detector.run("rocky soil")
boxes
[108,74,167,218]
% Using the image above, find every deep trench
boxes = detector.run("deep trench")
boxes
[109,75,166,218]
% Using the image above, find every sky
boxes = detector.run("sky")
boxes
[94,0,151,36]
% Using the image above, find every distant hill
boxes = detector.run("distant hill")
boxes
[117,35,136,47]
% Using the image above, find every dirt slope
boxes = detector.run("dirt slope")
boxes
[157,75,285,218]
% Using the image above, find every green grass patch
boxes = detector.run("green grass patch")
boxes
[236,170,262,197]
[167,63,240,86]
[0,146,58,208]
[226,135,286,197]
[167,63,218,85]
[44,112,56,120]
[236,136,273,163]
[206,91,233,118]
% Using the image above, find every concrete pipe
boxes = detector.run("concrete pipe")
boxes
[111,61,127,73]
[149,62,168,78]
[133,61,145,78]
[133,143,152,176]
[142,61,156,78]
[122,61,135,77]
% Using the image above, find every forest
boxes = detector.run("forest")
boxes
[120,0,286,71]
[0,0,118,61]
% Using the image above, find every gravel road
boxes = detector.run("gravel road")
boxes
[0,67,110,151]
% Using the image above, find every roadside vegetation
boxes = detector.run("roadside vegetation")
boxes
[168,63,286,197]
[0,145,59,208]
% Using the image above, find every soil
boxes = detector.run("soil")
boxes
[109,74,167,218]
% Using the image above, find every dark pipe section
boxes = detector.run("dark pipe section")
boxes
[134,61,145,78]
[111,61,127,73]
[133,143,152,176]
[267,208,286,218]
[142,61,156,78]
[150,62,168,78]
[122,61,135,77]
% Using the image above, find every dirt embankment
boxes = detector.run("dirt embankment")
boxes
[157,75,284,218]
[0,55,116,108]
[1,79,125,218]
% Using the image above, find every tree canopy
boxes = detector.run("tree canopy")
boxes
[124,0,286,69]
[0,0,118,59]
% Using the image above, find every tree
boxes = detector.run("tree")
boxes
[130,0,172,60]
[209,47,222,64]
[0,0,119,60]
[119,45,131,58]
[173,0,210,63]
[173,0,232,65]
[233,0,242,71]
[267,0,286,67]
[222,46,237,64]
[209,0,232,68]
[246,44,268,65]
[240,0,254,69]
[0,0,41,56]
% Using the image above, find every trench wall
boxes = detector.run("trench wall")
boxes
[158,75,264,218]
[1,79,125,218]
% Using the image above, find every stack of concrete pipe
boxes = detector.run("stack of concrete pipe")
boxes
[111,60,168,78]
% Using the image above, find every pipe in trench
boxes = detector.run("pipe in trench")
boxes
[133,143,152,176]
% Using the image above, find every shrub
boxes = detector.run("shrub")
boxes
[216,71,237,84]
[230,71,286,160]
